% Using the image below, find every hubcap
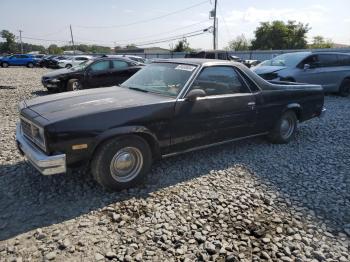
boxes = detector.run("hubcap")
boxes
[110,147,143,183]
[72,81,80,90]
[280,117,295,139]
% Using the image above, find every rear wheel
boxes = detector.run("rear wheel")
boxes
[2,62,9,68]
[67,79,82,91]
[27,62,34,68]
[91,136,152,191]
[268,110,298,144]
[65,64,72,69]
[339,79,350,97]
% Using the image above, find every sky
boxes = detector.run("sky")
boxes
[1,0,349,50]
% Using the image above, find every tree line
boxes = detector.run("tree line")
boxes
[226,20,335,51]
[1,21,337,54]
[0,30,112,54]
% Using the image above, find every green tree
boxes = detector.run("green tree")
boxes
[172,38,192,52]
[309,36,334,49]
[125,44,137,49]
[251,21,310,50]
[226,34,251,51]
[0,30,17,53]
[21,43,46,53]
[47,44,63,54]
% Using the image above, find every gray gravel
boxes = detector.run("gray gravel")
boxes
[0,67,349,261]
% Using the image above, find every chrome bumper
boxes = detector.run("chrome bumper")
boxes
[319,107,326,118]
[16,124,66,175]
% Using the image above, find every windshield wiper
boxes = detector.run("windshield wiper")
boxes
[128,87,149,93]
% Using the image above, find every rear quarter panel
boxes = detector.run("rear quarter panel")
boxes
[254,84,324,132]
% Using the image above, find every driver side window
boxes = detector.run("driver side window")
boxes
[192,66,250,96]
[301,55,319,68]
[89,61,110,71]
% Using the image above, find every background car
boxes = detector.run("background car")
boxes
[46,56,69,68]
[185,50,242,61]
[114,54,147,63]
[252,52,350,96]
[0,54,40,68]
[41,56,144,92]
[57,55,93,68]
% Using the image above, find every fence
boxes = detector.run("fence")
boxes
[116,48,350,61]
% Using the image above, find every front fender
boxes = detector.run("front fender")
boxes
[91,125,160,157]
[284,103,302,120]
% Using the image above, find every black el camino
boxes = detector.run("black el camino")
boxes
[41,56,143,92]
[16,59,326,191]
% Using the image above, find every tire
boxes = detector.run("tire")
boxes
[65,64,72,69]
[268,110,298,144]
[67,79,82,91]
[27,62,34,68]
[91,135,152,191]
[2,62,9,68]
[338,79,350,97]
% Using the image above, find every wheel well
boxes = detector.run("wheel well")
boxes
[92,132,161,161]
[286,107,301,121]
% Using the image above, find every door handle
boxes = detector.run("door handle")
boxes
[247,102,256,109]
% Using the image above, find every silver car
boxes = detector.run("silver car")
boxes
[252,52,350,96]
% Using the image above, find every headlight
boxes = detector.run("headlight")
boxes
[50,78,60,83]
[20,117,47,151]
[32,125,46,149]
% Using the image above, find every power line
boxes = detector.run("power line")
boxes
[73,0,209,29]
[21,36,69,43]
[72,20,209,45]
[22,26,212,47]
[109,20,210,43]
[132,28,211,46]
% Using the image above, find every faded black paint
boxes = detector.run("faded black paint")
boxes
[19,59,325,166]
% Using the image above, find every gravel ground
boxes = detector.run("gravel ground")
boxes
[0,67,349,262]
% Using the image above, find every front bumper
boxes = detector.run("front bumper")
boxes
[41,78,60,89]
[16,124,66,175]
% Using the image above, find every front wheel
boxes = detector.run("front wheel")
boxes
[2,62,9,68]
[339,79,350,97]
[67,79,82,91]
[27,62,34,68]
[65,64,72,69]
[91,136,152,191]
[268,111,298,144]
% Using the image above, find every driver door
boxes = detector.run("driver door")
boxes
[170,66,257,152]
[85,60,112,88]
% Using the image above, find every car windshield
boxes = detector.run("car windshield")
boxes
[71,60,94,70]
[265,52,310,67]
[121,63,196,97]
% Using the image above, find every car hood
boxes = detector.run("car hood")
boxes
[42,68,81,78]
[23,86,173,122]
[252,66,287,75]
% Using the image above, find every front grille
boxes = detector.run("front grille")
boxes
[21,118,33,140]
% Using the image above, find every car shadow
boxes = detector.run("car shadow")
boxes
[0,124,348,241]
[31,90,51,96]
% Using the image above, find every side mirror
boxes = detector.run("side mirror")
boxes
[303,64,311,70]
[185,89,206,101]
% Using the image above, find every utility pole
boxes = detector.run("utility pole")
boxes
[69,24,75,54]
[19,30,23,53]
[213,0,218,50]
